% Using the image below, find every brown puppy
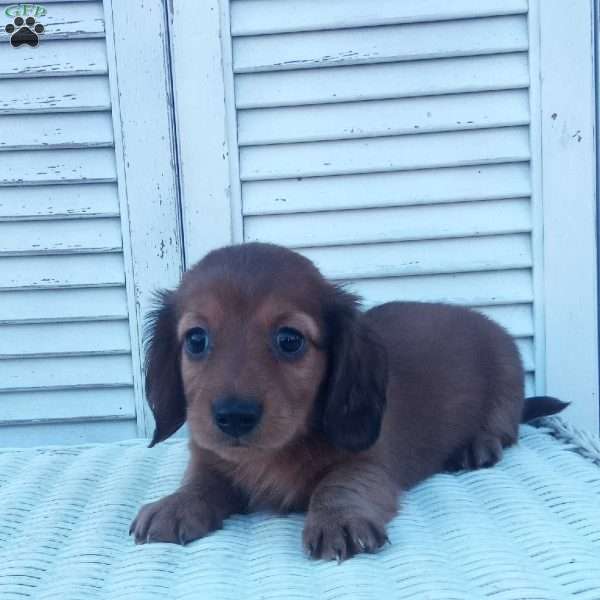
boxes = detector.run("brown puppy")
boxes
[130,242,567,560]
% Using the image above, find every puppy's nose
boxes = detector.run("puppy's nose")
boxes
[212,397,262,438]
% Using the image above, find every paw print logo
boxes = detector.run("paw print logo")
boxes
[5,16,44,48]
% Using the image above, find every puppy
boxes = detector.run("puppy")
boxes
[130,242,567,560]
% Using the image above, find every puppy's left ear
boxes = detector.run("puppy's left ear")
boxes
[321,287,387,452]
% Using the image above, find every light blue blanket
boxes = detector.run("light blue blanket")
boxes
[1,419,599,599]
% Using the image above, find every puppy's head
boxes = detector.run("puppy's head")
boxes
[145,243,387,457]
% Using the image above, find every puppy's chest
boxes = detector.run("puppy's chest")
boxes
[230,447,330,512]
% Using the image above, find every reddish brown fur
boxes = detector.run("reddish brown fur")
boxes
[130,242,564,560]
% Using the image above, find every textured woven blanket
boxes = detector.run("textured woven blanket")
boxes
[1,419,599,600]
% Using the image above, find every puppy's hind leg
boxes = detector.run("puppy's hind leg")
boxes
[446,337,524,472]
[445,431,505,471]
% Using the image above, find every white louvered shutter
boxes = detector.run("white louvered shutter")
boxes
[228,1,535,393]
[0,0,181,445]
[171,0,598,430]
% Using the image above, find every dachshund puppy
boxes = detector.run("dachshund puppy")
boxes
[130,242,567,560]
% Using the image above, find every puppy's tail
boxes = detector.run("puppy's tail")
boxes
[521,396,569,423]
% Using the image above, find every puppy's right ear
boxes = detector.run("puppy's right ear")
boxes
[144,290,186,447]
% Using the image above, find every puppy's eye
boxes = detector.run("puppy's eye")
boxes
[184,327,210,358]
[274,327,305,358]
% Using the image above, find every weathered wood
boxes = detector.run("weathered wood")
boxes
[246,199,532,248]
[0,148,116,186]
[233,16,528,73]
[0,112,113,151]
[0,354,133,391]
[168,0,242,266]
[525,375,535,397]
[243,163,531,215]
[0,0,186,443]
[238,89,529,146]
[0,183,119,221]
[474,304,534,337]
[533,0,598,428]
[0,287,128,323]
[0,320,131,357]
[15,0,97,3]
[231,0,528,35]
[299,234,532,280]
[236,53,529,109]
[0,418,137,447]
[516,338,534,372]
[0,39,107,78]
[0,1,104,40]
[240,127,530,180]
[348,269,533,307]
[0,253,125,290]
[0,218,122,255]
[0,76,111,115]
[0,387,135,424]
[106,0,184,437]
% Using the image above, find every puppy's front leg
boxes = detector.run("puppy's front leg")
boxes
[131,449,244,545]
[303,459,399,561]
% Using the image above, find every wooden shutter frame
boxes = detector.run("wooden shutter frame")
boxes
[167,0,243,267]
[529,0,598,430]
[104,0,184,438]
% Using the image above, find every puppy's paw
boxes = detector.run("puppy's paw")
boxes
[130,491,223,545]
[445,432,503,472]
[303,511,389,561]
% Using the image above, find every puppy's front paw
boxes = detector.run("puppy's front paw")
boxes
[303,511,389,561]
[130,491,222,545]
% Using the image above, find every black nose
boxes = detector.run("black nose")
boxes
[212,397,262,438]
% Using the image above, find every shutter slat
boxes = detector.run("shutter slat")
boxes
[236,53,529,109]
[348,270,533,307]
[0,1,104,40]
[0,218,122,255]
[233,16,528,73]
[0,419,137,447]
[0,112,113,151]
[474,305,534,337]
[0,320,131,358]
[243,163,531,215]
[0,39,107,78]
[0,183,119,221]
[300,234,532,280]
[0,387,135,424]
[525,375,534,397]
[231,0,528,36]
[238,89,529,146]
[516,338,534,372]
[0,148,116,185]
[0,287,128,323]
[240,127,530,180]
[246,199,532,248]
[0,76,110,115]
[0,354,133,391]
[0,254,125,290]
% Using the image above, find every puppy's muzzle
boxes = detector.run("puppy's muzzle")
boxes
[212,396,263,438]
